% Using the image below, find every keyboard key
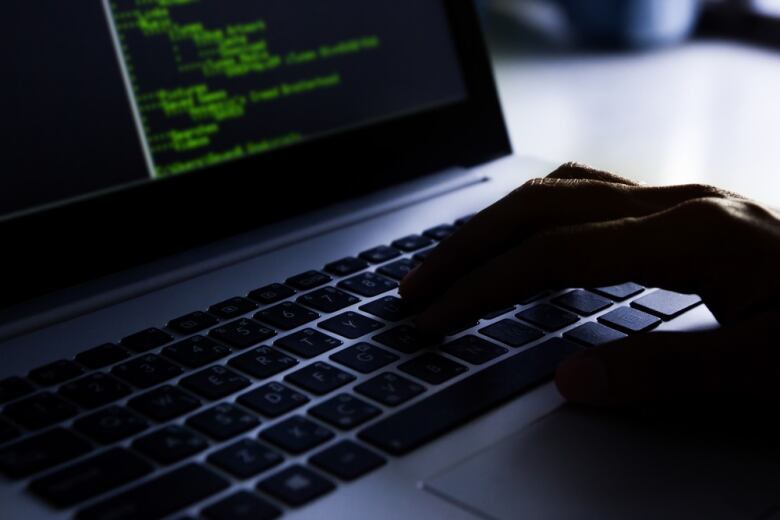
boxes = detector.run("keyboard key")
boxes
[423,224,457,241]
[324,257,368,277]
[261,416,334,454]
[553,290,613,316]
[330,343,399,374]
[133,425,208,465]
[76,463,229,520]
[188,403,259,441]
[479,319,543,348]
[359,245,401,264]
[229,346,298,379]
[238,382,309,418]
[517,304,580,331]
[286,270,332,291]
[112,354,182,389]
[359,296,410,322]
[310,440,386,481]
[309,394,381,430]
[355,372,425,406]
[399,353,468,385]
[259,464,335,507]
[162,335,231,368]
[59,373,131,409]
[29,359,83,386]
[631,289,702,320]
[0,376,34,404]
[0,417,20,443]
[75,344,130,369]
[598,306,661,334]
[209,318,276,349]
[168,311,219,335]
[4,392,77,430]
[592,282,645,301]
[129,385,201,421]
[207,439,283,480]
[564,322,628,347]
[209,296,259,320]
[319,311,384,339]
[285,362,356,395]
[74,406,148,444]
[248,283,295,305]
[297,286,359,313]
[339,272,398,297]
[374,325,432,354]
[274,328,342,358]
[377,258,419,281]
[30,448,152,509]
[0,428,91,479]
[391,234,434,252]
[202,491,281,520]
[359,338,580,455]
[120,327,174,353]
[441,335,507,365]
[180,365,250,400]
[256,302,319,331]
[482,307,516,320]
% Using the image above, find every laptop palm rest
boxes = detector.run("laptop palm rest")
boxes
[424,404,780,520]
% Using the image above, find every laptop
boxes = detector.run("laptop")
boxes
[4,1,779,519]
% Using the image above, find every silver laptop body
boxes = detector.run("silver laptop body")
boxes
[4,1,776,519]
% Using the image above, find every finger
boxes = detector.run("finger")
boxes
[555,310,777,405]
[413,198,734,335]
[546,162,641,186]
[401,163,639,305]
[400,178,729,307]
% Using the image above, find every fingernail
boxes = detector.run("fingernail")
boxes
[399,266,421,298]
[556,356,609,404]
[413,310,436,334]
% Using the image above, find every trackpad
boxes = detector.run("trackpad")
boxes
[424,405,780,520]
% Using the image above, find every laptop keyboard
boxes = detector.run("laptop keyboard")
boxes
[0,216,703,519]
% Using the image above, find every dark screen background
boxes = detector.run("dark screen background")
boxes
[2,1,466,219]
[3,2,147,218]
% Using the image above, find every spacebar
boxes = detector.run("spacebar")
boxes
[76,464,229,520]
[359,338,579,455]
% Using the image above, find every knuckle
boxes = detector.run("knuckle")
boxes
[681,196,726,212]
[680,183,728,200]
[677,197,773,226]
[676,197,735,223]
[547,161,592,179]
[734,199,775,220]
[511,177,553,198]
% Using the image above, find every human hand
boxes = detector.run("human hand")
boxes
[400,163,780,405]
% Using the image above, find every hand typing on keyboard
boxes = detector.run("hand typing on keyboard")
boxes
[401,163,780,406]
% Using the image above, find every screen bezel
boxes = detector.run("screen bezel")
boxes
[0,0,511,310]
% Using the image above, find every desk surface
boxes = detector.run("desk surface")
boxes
[488,26,780,207]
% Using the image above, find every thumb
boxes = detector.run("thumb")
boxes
[555,311,776,406]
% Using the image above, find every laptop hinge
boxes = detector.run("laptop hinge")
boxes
[0,167,487,342]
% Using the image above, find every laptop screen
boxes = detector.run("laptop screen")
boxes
[3,1,467,220]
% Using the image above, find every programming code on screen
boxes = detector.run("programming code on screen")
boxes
[105,0,467,178]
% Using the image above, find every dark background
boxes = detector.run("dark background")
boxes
[3,2,147,217]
